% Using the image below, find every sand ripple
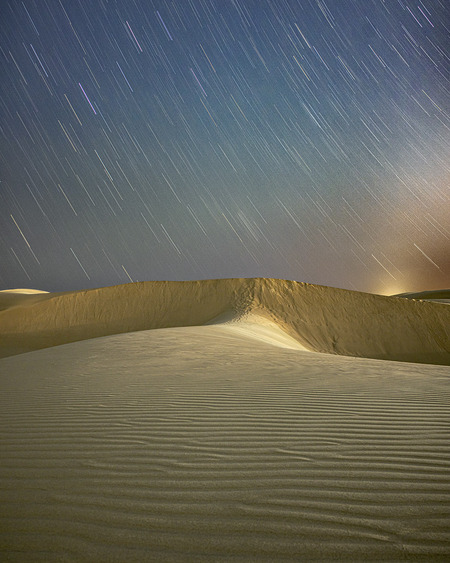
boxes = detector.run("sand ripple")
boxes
[1,326,449,561]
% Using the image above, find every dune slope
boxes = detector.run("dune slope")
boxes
[0,278,448,364]
[1,326,449,561]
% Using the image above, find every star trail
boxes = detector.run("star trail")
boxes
[0,0,449,293]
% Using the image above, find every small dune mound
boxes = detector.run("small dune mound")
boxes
[394,288,450,304]
[0,288,49,294]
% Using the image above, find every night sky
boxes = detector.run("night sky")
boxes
[1,0,449,294]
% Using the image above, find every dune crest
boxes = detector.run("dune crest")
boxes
[0,278,448,364]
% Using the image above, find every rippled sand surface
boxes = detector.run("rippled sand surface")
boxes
[1,322,449,562]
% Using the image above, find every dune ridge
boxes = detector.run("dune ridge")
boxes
[0,278,448,364]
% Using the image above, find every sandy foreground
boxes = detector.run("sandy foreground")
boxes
[0,279,449,561]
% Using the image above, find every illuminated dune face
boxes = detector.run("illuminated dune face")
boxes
[0,289,49,294]
[0,278,449,365]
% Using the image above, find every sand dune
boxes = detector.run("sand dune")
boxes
[1,279,450,560]
[394,288,450,305]
[0,278,449,364]
[1,322,449,561]
[0,288,49,294]
[0,289,51,312]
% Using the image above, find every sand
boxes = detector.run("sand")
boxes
[395,288,450,305]
[0,278,449,363]
[1,279,449,561]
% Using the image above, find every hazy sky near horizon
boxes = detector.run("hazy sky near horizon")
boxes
[0,0,448,294]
